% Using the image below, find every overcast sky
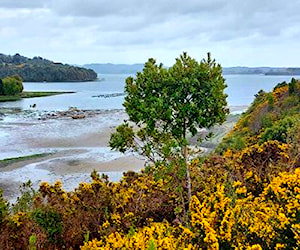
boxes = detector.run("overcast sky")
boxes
[0,0,300,66]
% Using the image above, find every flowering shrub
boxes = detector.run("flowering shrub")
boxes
[81,169,300,249]
[81,222,194,249]
[0,80,299,249]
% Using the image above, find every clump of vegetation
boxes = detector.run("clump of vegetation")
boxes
[0,55,299,249]
[0,75,23,96]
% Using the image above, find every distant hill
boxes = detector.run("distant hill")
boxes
[85,63,300,76]
[84,63,144,74]
[0,53,97,82]
[223,67,300,75]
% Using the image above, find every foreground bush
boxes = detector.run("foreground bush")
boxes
[0,141,298,249]
[79,169,300,250]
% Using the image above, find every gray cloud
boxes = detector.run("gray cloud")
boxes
[0,0,300,66]
[50,0,226,17]
[0,0,46,8]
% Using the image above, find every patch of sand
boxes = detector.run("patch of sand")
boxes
[0,180,22,201]
[27,127,116,148]
[37,155,145,175]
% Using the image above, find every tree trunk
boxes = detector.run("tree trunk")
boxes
[183,122,192,212]
[184,145,192,207]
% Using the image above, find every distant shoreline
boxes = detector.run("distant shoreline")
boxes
[223,73,300,76]
[0,91,75,102]
[84,63,300,76]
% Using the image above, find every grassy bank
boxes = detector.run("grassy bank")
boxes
[0,91,74,102]
[0,153,51,168]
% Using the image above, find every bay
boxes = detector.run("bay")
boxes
[0,74,299,111]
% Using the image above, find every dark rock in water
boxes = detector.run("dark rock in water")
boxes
[71,114,85,119]
[34,108,124,121]
[92,93,125,98]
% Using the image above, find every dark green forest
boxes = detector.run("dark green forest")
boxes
[0,53,97,82]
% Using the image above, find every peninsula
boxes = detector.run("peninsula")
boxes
[0,53,97,82]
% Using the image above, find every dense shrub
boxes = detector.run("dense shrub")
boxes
[260,115,299,143]
[1,75,23,95]
[32,209,63,244]
[80,169,300,249]
[0,144,298,249]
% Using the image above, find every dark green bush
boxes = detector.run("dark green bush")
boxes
[289,78,296,95]
[261,113,274,129]
[32,209,63,244]
[267,93,274,110]
[217,133,246,153]
[1,75,23,95]
[260,116,298,143]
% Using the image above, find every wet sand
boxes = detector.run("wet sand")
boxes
[37,155,144,175]
[0,111,145,201]
[28,127,116,148]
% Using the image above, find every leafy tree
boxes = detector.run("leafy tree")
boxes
[109,52,228,221]
[1,75,23,95]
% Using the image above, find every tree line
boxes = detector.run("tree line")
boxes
[0,53,97,82]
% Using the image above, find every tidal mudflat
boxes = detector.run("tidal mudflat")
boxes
[0,109,144,200]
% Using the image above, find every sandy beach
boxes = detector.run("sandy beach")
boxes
[0,110,145,201]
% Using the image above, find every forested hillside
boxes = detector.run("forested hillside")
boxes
[0,53,97,82]
[0,74,299,249]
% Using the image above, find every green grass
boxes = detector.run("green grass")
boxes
[0,153,51,168]
[0,91,74,102]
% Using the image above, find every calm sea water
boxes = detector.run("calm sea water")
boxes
[0,74,299,111]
